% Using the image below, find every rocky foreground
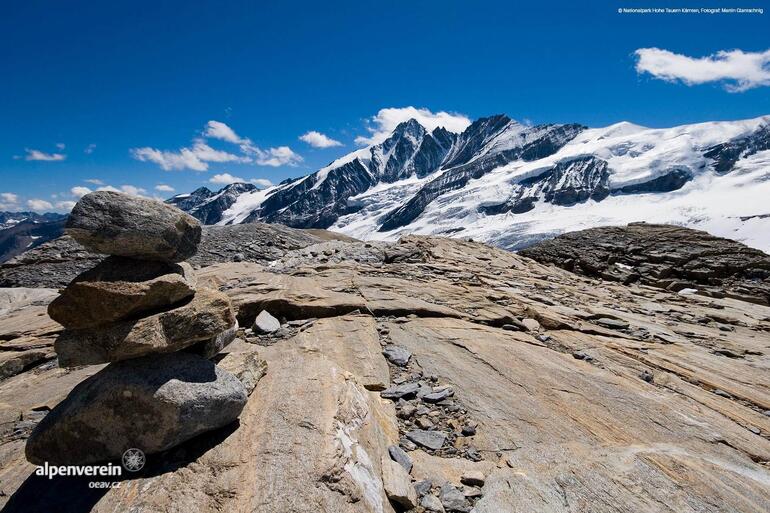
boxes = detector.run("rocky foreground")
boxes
[0,220,769,512]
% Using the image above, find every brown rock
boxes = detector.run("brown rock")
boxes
[48,257,197,329]
[54,288,235,366]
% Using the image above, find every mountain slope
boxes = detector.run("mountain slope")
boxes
[173,114,770,253]
[0,212,67,263]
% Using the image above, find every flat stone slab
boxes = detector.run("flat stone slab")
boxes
[48,257,197,329]
[406,429,447,450]
[25,352,247,466]
[55,288,235,366]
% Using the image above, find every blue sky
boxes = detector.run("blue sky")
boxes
[1,0,768,212]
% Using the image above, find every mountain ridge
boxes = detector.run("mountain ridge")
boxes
[168,113,770,253]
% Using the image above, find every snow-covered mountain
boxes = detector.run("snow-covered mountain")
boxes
[173,114,770,252]
[166,182,258,224]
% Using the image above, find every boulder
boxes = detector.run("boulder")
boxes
[388,444,413,473]
[55,288,235,367]
[382,344,411,366]
[48,258,197,329]
[25,352,247,466]
[66,191,201,262]
[439,483,471,513]
[406,429,447,450]
[252,310,281,334]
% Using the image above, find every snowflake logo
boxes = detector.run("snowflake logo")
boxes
[121,448,146,472]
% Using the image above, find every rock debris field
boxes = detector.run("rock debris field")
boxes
[0,192,768,512]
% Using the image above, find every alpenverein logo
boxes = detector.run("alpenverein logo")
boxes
[121,448,146,472]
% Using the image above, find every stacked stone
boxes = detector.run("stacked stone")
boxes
[25,191,247,466]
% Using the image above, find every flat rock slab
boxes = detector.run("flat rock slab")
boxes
[66,191,201,262]
[381,382,420,400]
[406,429,447,450]
[48,258,197,329]
[55,288,235,366]
[25,352,247,466]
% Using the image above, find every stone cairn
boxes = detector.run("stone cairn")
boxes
[25,191,248,466]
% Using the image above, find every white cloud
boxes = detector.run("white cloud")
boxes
[0,192,19,210]
[255,146,302,167]
[56,143,65,150]
[209,173,246,185]
[84,144,96,155]
[132,120,301,171]
[96,185,121,193]
[55,201,76,211]
[635,47,770,92]
[299,131,343,148]
[24,149,66,161]
[84,178,104,185]
[27,199,54,211]
[155,184,175,192]
[92,184,147,197]
[70,186,92,198]
[354,106,472,146]
[250,178,272,187]
[204,120,248,145]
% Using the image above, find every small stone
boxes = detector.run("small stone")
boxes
[414,479,433,497]
[382,344,411,366]
[253,310,281,334]
[520,318,540,332]
[388,444,413,473]
[461,424,477,436]
[466,447,482,461]
[748,426,761,435]
[439,483,471,513]
[501,324,520,331]
[572,351,593,361]
[416,417,435,429]
[421,494,445,512]
[381,382,420,400]
[398,403,418,419]
[461,470,485,487]
[713,389,732,398]
[423,387,453,403]
[406,429,447,450]
[400,438,418,451]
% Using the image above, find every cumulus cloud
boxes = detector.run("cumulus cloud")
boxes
[155,184,175,192]
[0,192,19,210]
[635,47,770,92]
[56,143,65,150]
[84,178,104,185]
[354,107,472,146]
[251,178,272,187]
[84,144,96,155]
[209,173,245,185]
[27,199,54,211]
[55,201,76,211]
[24,149,66,161]
[132,120,302,171]
[70,186,92,198]
[299,131,343,148]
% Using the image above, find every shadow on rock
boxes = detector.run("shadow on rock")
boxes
[1,420,240,513]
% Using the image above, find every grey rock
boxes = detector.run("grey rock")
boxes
[253,310,281,334]
[423,387,453,403]
[594,317,630,330]
[422,494,445,512]
[439,483,471,513]
[461,424,477,436]
[381,382,420,400]
[382,344,411,366]
[48,258,197,329]
[406,429,447,450]
[388,444,413,473]
[25,352,247,465]
[55,288,236,367]
[572,350,593,361]
[217,349,268,395]
[713,389,732,398]
[66,191,201,262]
[414,479,433,497]
[640,370,654,383]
